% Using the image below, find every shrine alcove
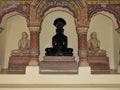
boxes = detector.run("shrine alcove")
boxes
[88,11,120,69]
[39,11,78,62]
[0,15,29,69]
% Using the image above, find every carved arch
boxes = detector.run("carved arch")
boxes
[88,8,120,29]
[0,8,29,28]
[36,0,81,20]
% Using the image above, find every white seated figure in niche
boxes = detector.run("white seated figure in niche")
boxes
[11,32,30,56]
[87,32,106,56]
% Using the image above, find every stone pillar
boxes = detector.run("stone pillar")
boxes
[28,27,40,66]
[77,27,89,66]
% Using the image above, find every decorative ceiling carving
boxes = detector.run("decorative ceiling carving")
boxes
[0,0,120,30]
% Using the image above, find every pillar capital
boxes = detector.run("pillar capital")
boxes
[77,26,88,34]
[28,26,41,32]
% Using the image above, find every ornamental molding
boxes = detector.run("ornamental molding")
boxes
[29,26,40,32]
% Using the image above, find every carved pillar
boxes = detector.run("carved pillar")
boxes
[77,27,89,66]
[28,26,40,66]
[75,5,89,65]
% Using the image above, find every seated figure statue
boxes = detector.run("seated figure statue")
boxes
[45,18,73,56]
[87,32,106,56]
[11,32,30,56]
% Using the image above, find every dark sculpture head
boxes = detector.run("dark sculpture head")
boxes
[54,18,66,29]
[54,18,66,34]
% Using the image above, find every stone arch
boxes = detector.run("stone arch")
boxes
[36,0,81,20]
[39,7,77,26]
[88,8,120,29]
[0,8,29,28]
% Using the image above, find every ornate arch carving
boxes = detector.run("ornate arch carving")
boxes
[36,0,82,20]
[88,4,120,29]
[0,3,30,28]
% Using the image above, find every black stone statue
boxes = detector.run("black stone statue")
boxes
[45,18,73,56]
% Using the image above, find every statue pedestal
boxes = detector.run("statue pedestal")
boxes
[40,56,78,74]
[8,56,30,71]
[88,56,110,71]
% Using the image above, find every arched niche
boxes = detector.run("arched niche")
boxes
[88,12,120,69]
[0,15,29,69]
[39,11,78,61]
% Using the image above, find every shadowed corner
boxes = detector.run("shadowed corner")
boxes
[0,27,4,33]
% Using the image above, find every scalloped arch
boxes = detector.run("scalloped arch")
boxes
[0,8,29,28]
[88,8,120,29]
[36,0,81,20]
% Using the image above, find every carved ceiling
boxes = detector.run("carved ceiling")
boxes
[0,0,120,30]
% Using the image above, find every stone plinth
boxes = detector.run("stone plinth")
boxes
[43,56,75,61]
[8,56,30,71]
[40,56,78,74]
[88,56,110,71]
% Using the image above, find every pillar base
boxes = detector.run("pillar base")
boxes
[25,66,39,75]
[80,60,89,66]
[28,60,39,66]
[78,66,91,75]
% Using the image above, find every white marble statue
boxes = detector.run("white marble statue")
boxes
[87,32,106,56]
[11,32,30,56]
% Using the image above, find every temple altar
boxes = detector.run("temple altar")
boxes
[40,18,78,73]
[0,0,120,89]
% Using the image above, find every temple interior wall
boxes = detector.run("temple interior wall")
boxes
[0,11,120,69]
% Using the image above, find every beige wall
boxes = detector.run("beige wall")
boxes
[40,11,78,61]
[113,28,120,68]
[0,15,30,68]
[88,12,120,69]
[0,28,7,68]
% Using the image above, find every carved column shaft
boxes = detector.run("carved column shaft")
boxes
[77,27,89,66]
[29,27,40,61]
[78,32,87,59]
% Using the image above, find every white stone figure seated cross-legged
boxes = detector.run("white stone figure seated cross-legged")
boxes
[87,32,106,56]
[11,32,30,56]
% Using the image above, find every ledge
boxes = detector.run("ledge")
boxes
[0,66,120,88]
